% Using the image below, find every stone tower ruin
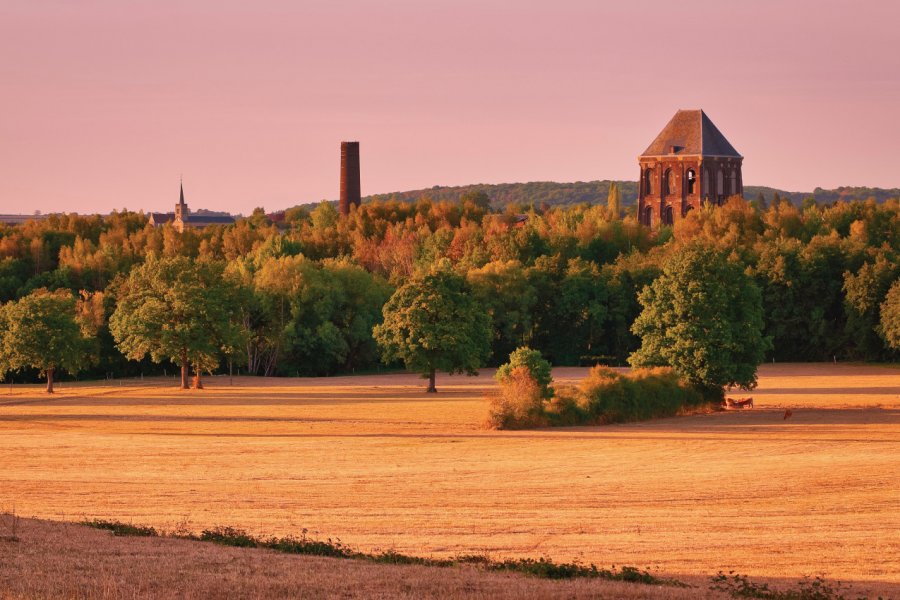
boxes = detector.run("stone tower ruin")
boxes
[638,110,743,228]
[339,141,361,216]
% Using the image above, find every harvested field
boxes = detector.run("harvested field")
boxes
[1,364,899,597]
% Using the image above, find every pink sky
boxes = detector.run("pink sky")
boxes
[1,0,898,215]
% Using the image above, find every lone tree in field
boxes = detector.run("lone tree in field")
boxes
[373,264,491,393]
[109,256,245,389]
[0,288,94,393]
[629,244,770,399]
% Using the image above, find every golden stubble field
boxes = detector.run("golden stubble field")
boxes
[1,364,898,592]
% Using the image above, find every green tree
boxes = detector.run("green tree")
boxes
[495,346,553,399]
[109,256,245,389]
[373,263,491,393]
[843,252,900,359]
[629,245,770,398]
[467,260,536,362]
[254,255,393,375]
[879,278,900,350]
[0,288,94,392]
[607,181,621,220]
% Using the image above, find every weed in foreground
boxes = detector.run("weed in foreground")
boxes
[80,519,682,586]
[709,571,882,600]
[82,519,158,537]
[489,558,685,586]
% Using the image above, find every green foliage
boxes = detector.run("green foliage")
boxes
[362,180,639,209]
[109,256,245,386]
[82,519,158,537]
[373,263,491,392]
[487,558,677,585]
[843,252,900,359]
[253,255,393,375]
[0,193,897,382]
[574,366,705,424]
[606,181,621,219]
[630,245,770,396]
[490,364,705,429]
[709,571,868,600]
[467,260,536,362]
[880,278,900,350]
[0,288,94,387]
[528,257,610,365]
[495,346,553,399]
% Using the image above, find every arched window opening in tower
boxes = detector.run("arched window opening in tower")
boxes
[664,205,674,226]
[644,169,654,195]
[686,169,696,195]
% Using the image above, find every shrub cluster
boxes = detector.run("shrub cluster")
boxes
[572,366,706,425]
[486,366,547,429]
[488,348,709,430]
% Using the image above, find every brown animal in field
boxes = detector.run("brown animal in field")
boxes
[725,397,754,409]
[784,409,793,420]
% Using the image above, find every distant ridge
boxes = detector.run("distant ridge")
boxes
[358,181,899,210]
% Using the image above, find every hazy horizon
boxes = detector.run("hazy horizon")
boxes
[2,0,898,215]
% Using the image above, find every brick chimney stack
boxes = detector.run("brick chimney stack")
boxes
[339,141,361,216]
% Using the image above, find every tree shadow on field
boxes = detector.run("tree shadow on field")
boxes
[754,386,900,395]
[0,390,486,409]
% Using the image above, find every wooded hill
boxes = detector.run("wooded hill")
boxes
[357,181,899,210]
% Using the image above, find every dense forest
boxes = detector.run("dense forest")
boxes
[0,191,898,384]
[350,181,900,211]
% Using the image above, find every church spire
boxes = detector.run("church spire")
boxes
[175,177,188,222]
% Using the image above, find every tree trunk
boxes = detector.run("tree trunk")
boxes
[46,367,55,394]
[193,367,203,390]
[426,368,437,393]
[180,351,189,389]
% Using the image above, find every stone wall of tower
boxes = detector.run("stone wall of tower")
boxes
[638,156,743,227]
[339,141,361,216]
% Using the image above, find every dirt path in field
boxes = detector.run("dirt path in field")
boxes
[0,363,898,594]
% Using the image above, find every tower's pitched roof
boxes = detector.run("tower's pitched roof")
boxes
[179,181,185,204]
[640,109,741,158]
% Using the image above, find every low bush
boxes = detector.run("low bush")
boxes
[580,366,705,424]
[545,389,588,426]
[709,571,874,599]
[486,366,547,429]
[495,347,554,399]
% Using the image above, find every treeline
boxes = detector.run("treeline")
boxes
[362,180,639,210]
[0,193,898,384]
[347,181,899,211]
